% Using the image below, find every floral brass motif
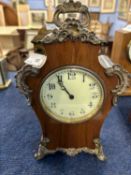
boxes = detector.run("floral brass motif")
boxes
[53,0,90,27]
[37,19,101,44]
[32,0,101,45]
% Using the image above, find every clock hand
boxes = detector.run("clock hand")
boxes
[56,75,74,100]
[61,85,74,100]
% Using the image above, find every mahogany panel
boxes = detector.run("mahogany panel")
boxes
[26,41,117,149]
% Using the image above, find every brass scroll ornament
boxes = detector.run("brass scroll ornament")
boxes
[98,55,131,105]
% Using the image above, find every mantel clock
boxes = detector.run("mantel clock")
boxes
[16,0,130,161]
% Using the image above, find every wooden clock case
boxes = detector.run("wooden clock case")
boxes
[16,0,130,161]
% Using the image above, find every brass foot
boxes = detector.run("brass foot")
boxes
[34,137,106,161]
[94,138,107,161]
[34,137,50,160]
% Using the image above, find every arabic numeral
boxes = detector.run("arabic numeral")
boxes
[68,71,76,80]
[60,109,64,115]
[88,102,93,108]
[51,102,56,108]
[47,94,53,100]
[48,83,56,90]
[89,83,96,89]
[69,111,75,116]
[80,108,85,114]
[92,93,98,99]
[83,74,86,82]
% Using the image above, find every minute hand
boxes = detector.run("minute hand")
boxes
[57,76,74,100]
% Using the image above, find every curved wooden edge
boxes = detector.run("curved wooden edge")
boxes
[0,2,18,26]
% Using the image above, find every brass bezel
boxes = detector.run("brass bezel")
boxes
[39,65,105,124]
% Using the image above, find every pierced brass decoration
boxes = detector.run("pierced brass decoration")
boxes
[15,65,40,105]
[32,0,101,45]
[53,0,90,27]
[34,136,106,161]
[39,19,101,44]
[32,18,101,44]
[106,65,131,105]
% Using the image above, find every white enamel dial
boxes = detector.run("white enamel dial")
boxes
[40,66,105,123]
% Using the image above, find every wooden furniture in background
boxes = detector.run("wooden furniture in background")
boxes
[90,12,100,20]
[0,4,6,26]
[0,56,11,89]
[111,29,131,95]
[0,27,21,56]
[89,20,113,56]
[89,0,100,7]
[101,0,116,13]
[17,4,30,26]
[0,2,18,26]
[89,12,112,38]
[89,20,102,34]
[89,20,112,36]
[128,0,131,23]
[46,0,54,22]
[30,10,47,28]
[0,26,45,71]
[6,47,28,71]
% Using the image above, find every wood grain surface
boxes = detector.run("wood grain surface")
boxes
[26,41,117,149]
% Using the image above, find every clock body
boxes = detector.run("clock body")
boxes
[16,1,129,160]
[25,40,117,150]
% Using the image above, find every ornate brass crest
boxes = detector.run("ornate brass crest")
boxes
[32,0,101,45]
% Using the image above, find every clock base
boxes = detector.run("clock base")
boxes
[34,136,106,161]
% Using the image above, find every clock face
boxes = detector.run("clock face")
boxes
[40,66,105,123]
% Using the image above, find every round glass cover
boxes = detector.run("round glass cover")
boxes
[40,66,105,123]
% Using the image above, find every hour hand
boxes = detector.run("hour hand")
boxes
[56,75,74,100]
[57,75,64,89]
